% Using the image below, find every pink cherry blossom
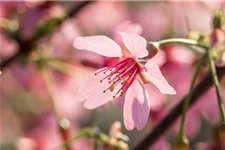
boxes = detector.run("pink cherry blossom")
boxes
[73,32,176,130]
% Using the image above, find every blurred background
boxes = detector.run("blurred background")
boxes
[0,1,225,150]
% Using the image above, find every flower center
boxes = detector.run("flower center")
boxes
[95,58,140,98]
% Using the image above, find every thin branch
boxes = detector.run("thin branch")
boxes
[133,66,225,150]
[0,1,94,70]
[42,69,72,150]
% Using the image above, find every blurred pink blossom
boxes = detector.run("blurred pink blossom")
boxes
[19,5,44,40]
[169,2,213,36]
[26,113,90,150]
[51,64,92,121]
[0,33,18,59]
[10,64,45,92]
[76,1,129,33]
[73,32,176,130]
[9,62,91,123]
[50,18,81,57]
[132,2,169,40]
[19,0,53,40]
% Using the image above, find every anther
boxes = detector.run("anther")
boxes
[110,87,114,92]
[103,90,106,93]
[113,96,116,98]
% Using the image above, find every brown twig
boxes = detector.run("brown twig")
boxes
[0,1,94,70]
[133,66,225,150]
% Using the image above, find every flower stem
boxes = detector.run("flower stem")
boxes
[42,69,71,150]
[177,53,207,141]
[52,127,126,150]
[207,48,225,123]
[157,38,208,49]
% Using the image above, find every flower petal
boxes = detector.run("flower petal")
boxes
[150,50,166,67]
[123,80,150,131]
[118,32,148,58]
[75,68,123,109]
[73,36,122,57]
[144,60,176,95]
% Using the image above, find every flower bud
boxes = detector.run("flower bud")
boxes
[215,50,225,67]
[59,118,71,141]
[172,138,189,150]
[117,141,129,150]
[187,31,201,41]
[210,29,225,67]
[187,31,208,44]
[109,121,121,137]
[210,29,225,46]
[213,10,225,29]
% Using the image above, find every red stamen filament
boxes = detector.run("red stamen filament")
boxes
[95,58,140,98]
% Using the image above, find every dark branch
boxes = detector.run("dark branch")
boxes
[134,66,225,150]
[0,1,94,70]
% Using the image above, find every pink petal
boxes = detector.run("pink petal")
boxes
[123,80,150,131]
[150,50,167,67]
[118,32,148,58]
[73,36,122,57]
[144,60,176,95]
[75,68,123,109]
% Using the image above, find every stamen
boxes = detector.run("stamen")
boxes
[94,68,109,75]
[99,58,140,98]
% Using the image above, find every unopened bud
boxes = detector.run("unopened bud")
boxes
[59,118,71,141]
[172,138,189,150]
[117,141,129,150]
[213,10,225,29]
[60,118,70,129]
[109,121,121,137]
[187,31,201,41]
[215,50,225,67]
[210,29,225,46]
[187,31,208,44]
